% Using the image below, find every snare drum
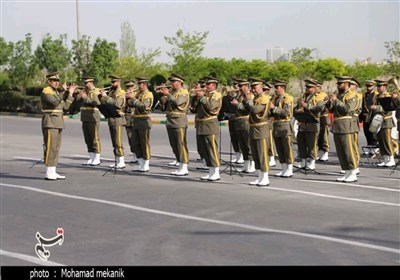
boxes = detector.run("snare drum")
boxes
[369,114,384,134]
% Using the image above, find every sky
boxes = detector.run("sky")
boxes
[1,0,399,64]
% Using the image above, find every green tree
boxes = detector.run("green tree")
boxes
[345,62,384,85]
[8,33,37,91]
[384,40,400,75]
[287,47,316,64]
[89,38,119,85]
[0,37,13,66]
[314,58,346,83]
[267,61,299,81]
[119,21,137,58]
[34,34,71,73]
[164,29,209,83]
[71,35,92,81]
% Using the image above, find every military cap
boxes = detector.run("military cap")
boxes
[250,78,264,87]
[109,75,122,82]
[125,80,135,87]
[263,82,273,90]
[365,80,377,86]
[304,79,318,87]
[82,77,95,83]
[135,77,149,84]
[46,72,60,80]
[349,77,360,87]
[236,79,250,86]
[335,75,352,83]
[310,78,322,86]
[204,76,219,84]
[169,73,185,83]
[273,78,287,86]
[375,79,388,86]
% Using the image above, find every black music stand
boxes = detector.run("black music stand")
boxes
[219,120,243,177]
[98,104,131,177]
[293,160,321,175]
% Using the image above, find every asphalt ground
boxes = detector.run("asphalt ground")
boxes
[0,115,399,266]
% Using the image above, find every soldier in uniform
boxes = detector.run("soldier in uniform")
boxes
[41,72,76,180]
[293,79,324,170]
[190,79,209,171]
[124,80,138,164]
[269,79,294,178]
[79,77,101,166]
[371,79,396,167]
[327,76,358,182]
[99,75,127,169]
[219,78,244,164]
[126,77,154,172]
[360,80,378,146]
[160,73,190,176]
[230,79,255,173]
[349,78,362,173]
[242,78,271,186]
[263,82,277,167]
[194,76,223,181]
[314,79,330,162]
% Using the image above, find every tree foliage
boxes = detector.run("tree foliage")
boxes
[34,33,71,73]
[313,58,346,82]
[8,33,37,90]
[345,62,384,85]
[71,35,92,80]
[0,37,13,66]
[89,38,119,85]
[384,40,400,75]
[287,47,316,64]
[119,21,137,58]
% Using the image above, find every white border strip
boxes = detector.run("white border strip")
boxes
[2,183,399,255]
[0,249,64,266]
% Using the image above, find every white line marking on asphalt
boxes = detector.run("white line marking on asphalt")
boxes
[1,183,399,255]
[295,179,400,192]
[0,249,64,266]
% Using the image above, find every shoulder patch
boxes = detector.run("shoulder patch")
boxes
[42,87,54,95]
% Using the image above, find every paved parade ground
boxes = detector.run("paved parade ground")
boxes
[0,115,399,266]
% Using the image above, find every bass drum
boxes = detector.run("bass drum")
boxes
[369,114,384,136]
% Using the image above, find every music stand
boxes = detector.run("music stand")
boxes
[219,120,243,177]
[98,104,131,177]
[293,161,321,175]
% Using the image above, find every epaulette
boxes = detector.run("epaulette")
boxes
[42,86,54,95]
[115,89,126,97]
[344,90,356,102]
[378,92,392,98]
[284,94,294,102]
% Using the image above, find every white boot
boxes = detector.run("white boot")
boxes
[236,153,244,164]
[231,152,240,163]
[134,158,144,171]
[208,167,220,181]
[168,160,179,166]
[116,157,125,169]
[385,156,395,167]
[275,163,287,177]
[54,167,65,180]
[140,160,150,172]
[131,153,138,163]
[246,161,256,173]
[83,153,95,165]
[344,169,357,182]
[281,164,293,178]
[337,170,350,182]
[340,170,346,174]
[257,172,270,187]
[196,159,209,170]
[249,170,263,185]
[201,167,213,180]
[90,153,101,166]
[307,159,316,170]
[355,167,360,175]
[241,160,250,172]
[45,166,57,180]
[378,155,389,167]
[295,159,306,169]
[109,157,120,168]
[269,156,276,167]
[319,151,329,161]
[172,163,188,176]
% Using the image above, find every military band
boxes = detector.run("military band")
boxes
[39,71,398,184]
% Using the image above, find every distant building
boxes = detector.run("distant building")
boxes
[266,46,286,63]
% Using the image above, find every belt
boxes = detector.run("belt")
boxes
[235,115,249,119]
[320,114,329,117]
[196,116,217,122]
[133,115,150,118]
[250,121,267,127]
[81,107,99,111]
[42,109,62,113]
[273,119,290,123]
[167,112,186,115]
[335,116,352,120]
[384,116,393,119]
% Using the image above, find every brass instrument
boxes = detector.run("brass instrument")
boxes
[388,75,400,95]
[295,91,305,113]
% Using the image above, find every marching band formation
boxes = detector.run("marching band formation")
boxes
[40,72,400,186]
